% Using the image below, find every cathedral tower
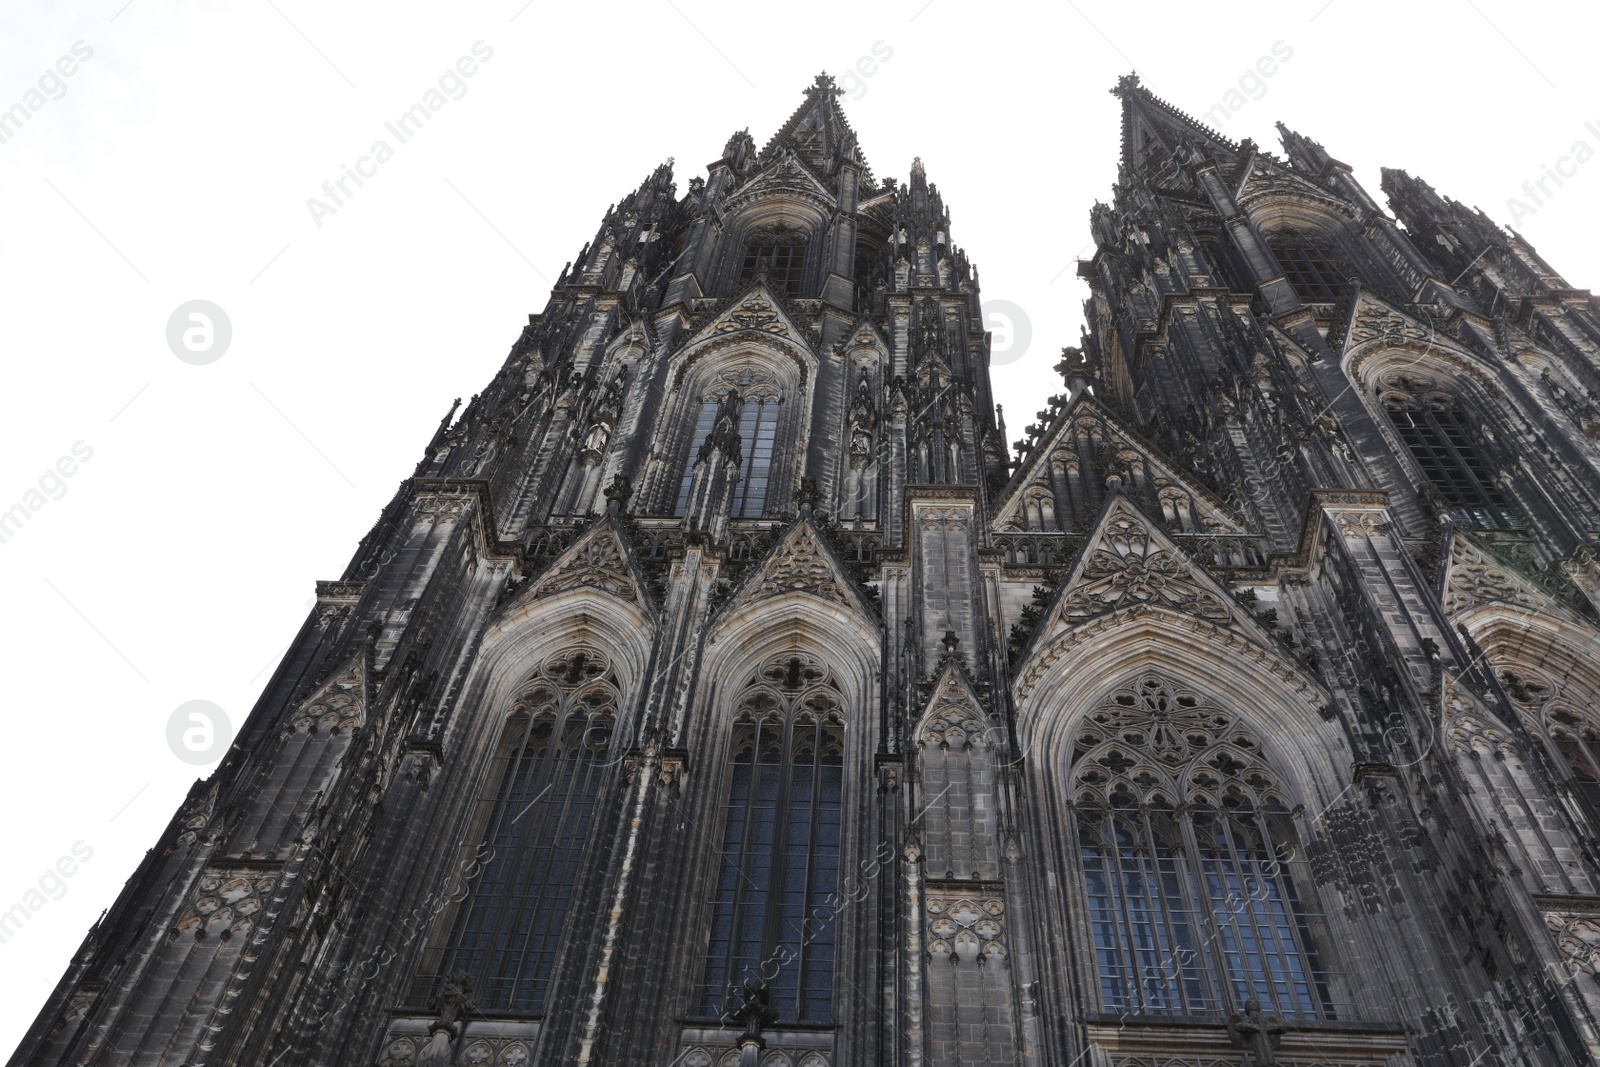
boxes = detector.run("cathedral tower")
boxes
[13,73,1600,1067]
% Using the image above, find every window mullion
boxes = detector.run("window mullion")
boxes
[764,710,796,1000]
[1109,814,1147,1013]
[1225,810,1276,1014]
[474,721,542,1008]
[1177,807,1224,1016]
[796,717,823,1020]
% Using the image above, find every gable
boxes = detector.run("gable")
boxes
[717,517,876,621]
[724,148,837,211]
[511,516,653,613]
[993,390,1251,536]
[837,316,891,366]
[1235,154,1352,213]
[759,74,866,173]
[1117,76,1239,175]
[915,661,994,747]
[290,653,367,734]
[1441,529,1584,626]
[1334,292,1501,393]
[674,280,818,378]
[1016,492,1315,697]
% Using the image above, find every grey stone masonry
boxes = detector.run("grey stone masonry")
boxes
[14,72,1600,1067]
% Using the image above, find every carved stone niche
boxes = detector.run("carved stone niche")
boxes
[375,1015,539,1066]
[1083,1016,1411,1067]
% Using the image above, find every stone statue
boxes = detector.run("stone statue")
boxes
[417,971,473,1067]
[1227,998,1286,1066]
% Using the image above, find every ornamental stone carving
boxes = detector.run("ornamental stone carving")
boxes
[531,527,638,603]
[1059,510,1230,622]
[925,890,1006,966]
[1443,534,1544,616]
[174,867,278,942]
[746,524,853,606]
[713,294,786,335]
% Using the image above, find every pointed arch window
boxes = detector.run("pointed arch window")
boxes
[419,648,617,1016]
[1551,714,1600,814]
[1266,232,1348,304]
[741,227,807,295]
[675,367,783,519]
[1380,376,1522,530]
[676,398,724,516]
[699,654,844,1024]
[1501,669,1600,816]
[1070,675,1335,1020]
[732,394,779,517]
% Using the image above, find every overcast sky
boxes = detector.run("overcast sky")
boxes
[1,0,1596,1054]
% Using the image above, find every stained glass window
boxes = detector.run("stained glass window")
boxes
[1267,232,1348,304]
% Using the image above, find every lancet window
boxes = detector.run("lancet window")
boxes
[1267,232,1348,303]
[1502,668,1600,816]
[699,654,845,1024]
[674,366,783,518]
[1069,674,1334,1021]
[421,648,618,1015]
[1379,373,1521,530]
[741,228,807,295]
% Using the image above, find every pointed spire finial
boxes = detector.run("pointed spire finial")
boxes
[808,71,841,97]
[1111,72,1142,98]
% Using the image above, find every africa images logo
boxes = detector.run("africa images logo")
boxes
[305,41,495,228]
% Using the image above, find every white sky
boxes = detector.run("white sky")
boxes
[1,0,1596,1055]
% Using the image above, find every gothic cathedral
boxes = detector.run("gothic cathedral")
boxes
[17,73,1600,1067]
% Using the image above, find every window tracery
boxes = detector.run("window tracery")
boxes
[1266,232,1349,303]
[741,226,807,295]
[421,647,618,1015]
[1501,667,1600,814]
[699,653,845,1024]
[1069,674,1333,1020]
[676,366,783,518]
[1378,371,1521,531]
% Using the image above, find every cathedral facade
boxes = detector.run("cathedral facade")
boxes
[15,73,1600,1066]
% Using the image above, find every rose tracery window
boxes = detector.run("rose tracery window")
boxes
[1070,675,1334,1020]
[1379,374,1522,531]
[699,654,845,1024]
[417,648,618,1016]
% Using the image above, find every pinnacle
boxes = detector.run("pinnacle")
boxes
[1110,71,1142,98]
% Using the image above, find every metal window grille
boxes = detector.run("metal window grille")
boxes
[1385,396,1522,531]
[742,241,806,295]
